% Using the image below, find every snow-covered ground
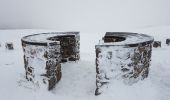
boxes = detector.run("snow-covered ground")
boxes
[0,26,170,100]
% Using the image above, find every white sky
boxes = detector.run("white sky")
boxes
[0,0,170,32]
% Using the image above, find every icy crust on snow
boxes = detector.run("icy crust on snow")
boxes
[22,32,80,43]
[97,32,154,46]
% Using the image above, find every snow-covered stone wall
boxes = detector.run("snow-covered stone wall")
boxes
[21,32,80,90]
[95,32,154,95]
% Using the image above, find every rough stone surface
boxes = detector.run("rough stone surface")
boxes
[153,41,161,48]
[48,34,80,62]
[95,32,154,95]
[5,42,14,50]
[166,39,170,45]
[21,32,80,90]
[22,41,61,90]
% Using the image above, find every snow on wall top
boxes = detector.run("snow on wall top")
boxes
[97,32,154,47]
[21,32,79,46]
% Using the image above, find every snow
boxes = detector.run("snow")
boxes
[0,26,170,100]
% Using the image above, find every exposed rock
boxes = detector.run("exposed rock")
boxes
[69,57,76,61]
[5,42,14,50]
[61,58,68,63]
[153,41,161,48]
[166,39,170,45]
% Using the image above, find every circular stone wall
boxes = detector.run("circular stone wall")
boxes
[21,32,80,90]
[95,32,154,95]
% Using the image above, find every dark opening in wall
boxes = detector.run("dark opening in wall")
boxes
[103,36,126,43]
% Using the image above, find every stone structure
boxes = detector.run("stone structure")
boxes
[21,32,80,90]
[153,41,161,48]
[95,32,154,95]
[5,42,14,50]
[166,39,170,45]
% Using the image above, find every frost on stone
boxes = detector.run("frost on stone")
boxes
[21,32,80,90]
[95,32,154,95]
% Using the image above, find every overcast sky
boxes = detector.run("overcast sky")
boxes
[0,0,170,32]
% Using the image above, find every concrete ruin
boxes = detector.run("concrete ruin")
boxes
[95,32,154,95]
[21,32,80,90]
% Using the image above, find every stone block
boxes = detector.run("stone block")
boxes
[95,32,154,95]
[153,41,161,48]
[166,39,170,45]
[5,42,14,50]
